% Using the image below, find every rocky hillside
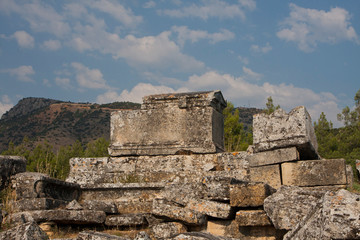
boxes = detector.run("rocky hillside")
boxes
[0,98,261,152]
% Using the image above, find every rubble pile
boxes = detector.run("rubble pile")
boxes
[0,91,358,239]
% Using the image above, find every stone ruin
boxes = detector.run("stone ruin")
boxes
[0,90,359,240]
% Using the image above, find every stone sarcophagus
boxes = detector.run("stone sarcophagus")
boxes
[108,91,227,156]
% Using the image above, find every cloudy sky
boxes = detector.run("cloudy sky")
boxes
[1,0,359,127]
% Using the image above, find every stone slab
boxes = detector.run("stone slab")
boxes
[206,220,232,237]
[186,198,232,219]
[81,200,118,214]
[0,155,26,190]
[253,106,319,160]
[247,147,299,167]
[12,198,67,211]
[76,231,129,240]
[235,210,271,227]
[346,164,354,187]
[105,214,147,227]
[0,221,49,240]
[281,159,347,187]
[249,165,281,189]
[230,182,273,207]
[109,91,226,156]
[151,222,187,239]
[152,199,206,225]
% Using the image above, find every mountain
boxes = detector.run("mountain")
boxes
[0,97,262,152]
[0,97,140,152]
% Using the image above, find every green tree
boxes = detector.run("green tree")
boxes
[264,96,280,114]
[337,89,360,126]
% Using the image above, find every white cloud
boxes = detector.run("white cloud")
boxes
[171,26,234,46]
[160,0,255,20]
[242,67,262,81]
[71,62,109,89]
[277,3,359,52]
[12,31,34,48]
[238,55,249,65]
[96,83,182,103]
[1,65,35,82]
[250,42,272,53]
[0,95,13,118]
[55,77,72,89]
[42,39,61,51]
[143,1,156,9]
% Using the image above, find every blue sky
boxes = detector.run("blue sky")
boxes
[0,0,359,127]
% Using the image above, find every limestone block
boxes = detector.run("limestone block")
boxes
[11,172,80,201]
[247,147,299,167]
[0,221,49,240]
[114,199,153,214]
[0,155,26,190]
[346,164,354,187]
[230,182,273,207]
[186,198,232,219]
[151,222,187,239]
[134,231,151,240]
[109,91,226,156]
[7,210,106,225]
[81,200,118,214]
[12,198,67,211]
[105,214,147,227]
[253,107,319,160]
[249,165,281,189]
[76,231,129,240]
[264,186,326,230]
[281,159,347,187]
[284,189,360,239]
[152,199,206,225]
[169,232,228,240]
[225,223,283,240]
[235,210,272,227]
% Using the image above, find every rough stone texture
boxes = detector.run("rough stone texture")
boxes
[281,159,347,187]
[284,189,360,239]
[11,172,80,201]
[109,91,226,156]
[169,232,231,240]
[81,200,118,214]
[230,182,274,207]
[263,186,326,230]
[152,198,206,225]
[12,198,67,211]
[247,147,299,167]
[66,153,249,186]
[249,165,281,189]
[0,155,26,190]
[202,175,246,201]
[134,231,151,240]
[151,222,187,239]
[7,210,106,225]
[206,220,232,237]
[346,164,354,187]
[0,221,49,240]
[253,107,319,160]
[186,198,232,219]
[235,210,272,227]
[225,224,283,240]
[105,214,147,227]
[76,231,129,240]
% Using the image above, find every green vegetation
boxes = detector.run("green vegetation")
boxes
[264,96,280,114]
[1,137,109,180]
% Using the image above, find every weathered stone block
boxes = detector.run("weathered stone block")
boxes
[225,223,283,240]
[152,199,206,225]
[253,107,319,160]
[263,186,326,230]
[235,210,271,227]
[230,182,273,207]
[11,172,80,201]
[105,214,147,227]
[81,200,118,214]
[0,155,26,190]
[284,189,360,239]
[109,91,226,156]
[76,231,129,240]
[206,220,232,237]
[247,147,299,167]
[346,164,354,187]
[249,164,281,189]
[151,222,187,239]
[186,198,232,219]
[12,198,67,211]
[281,159,347,187]
[0,221,49,240]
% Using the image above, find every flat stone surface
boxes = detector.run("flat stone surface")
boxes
[12,198,68,211]
[230,182,273,207]
[186,198,232,219]
[7,210,106,225]
[109,91,226,156]
[152,198,206,225]
[151,222,187,239]
[105,214,147,227]
[0,155,26,190]
[253,106,319,160]
[281,159,347,187]
[249,164,281,189]
[0,221,49,240]
[206,220,232,237]
[247,147,299,167]
[284,189,360,239]
[346,164,354,187]
[76,231,129,240]
[263,186,326,230]
[81,200,118,214]
[235,210,272,227]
